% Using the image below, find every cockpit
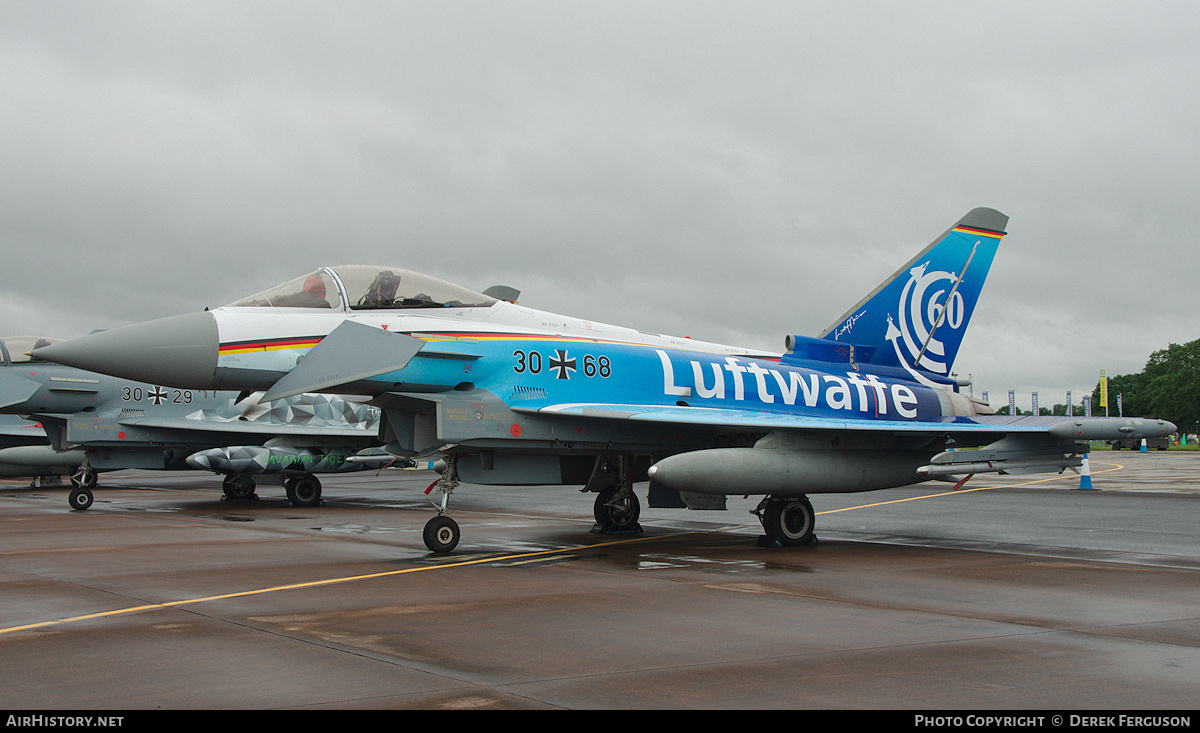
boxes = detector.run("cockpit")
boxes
[225,265,498,312]
[0,336,62,365]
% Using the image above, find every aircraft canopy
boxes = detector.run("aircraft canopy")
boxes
[226,265,497,311]
[1,336,62,364]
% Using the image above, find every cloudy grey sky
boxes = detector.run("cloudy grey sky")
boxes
[3,1,1198,410]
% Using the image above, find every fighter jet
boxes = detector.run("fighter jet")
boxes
[0,335,389,509]
[35,208,1176,551]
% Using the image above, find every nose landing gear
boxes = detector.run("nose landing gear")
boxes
[422,455,461,553]
[68,464,98,510]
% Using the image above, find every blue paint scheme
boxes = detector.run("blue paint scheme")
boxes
[819,217,1003,380]
[371,338,949,425]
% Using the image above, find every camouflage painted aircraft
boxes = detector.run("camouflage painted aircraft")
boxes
[35,209,1176,551]
[0,336,391,509]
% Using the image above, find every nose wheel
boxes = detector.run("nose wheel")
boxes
[423,515,460,553]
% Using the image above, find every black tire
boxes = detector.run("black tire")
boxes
[222,475,257,500]
[763,497,815,547]
[594,485,641,531]
[423,515,460,553]
[68,488,94,511]
[286,476,322,506]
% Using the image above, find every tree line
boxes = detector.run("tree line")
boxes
[1087,339,1200,429]
[988,338,1200,426]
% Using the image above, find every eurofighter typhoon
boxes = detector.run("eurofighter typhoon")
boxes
[35,209,1176,551]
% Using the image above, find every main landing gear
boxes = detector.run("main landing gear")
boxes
[284,474,323,506]
[591,457,642,534]
[594,484,642,533]
[222,474,258,501]
[754,495,817,548]
[221,473,323,506]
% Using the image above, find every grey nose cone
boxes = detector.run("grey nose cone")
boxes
[32,311,219,388]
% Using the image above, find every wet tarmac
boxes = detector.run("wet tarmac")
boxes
[1,450,1198,710]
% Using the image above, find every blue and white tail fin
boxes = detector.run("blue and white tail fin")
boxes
[813,207,1008,384]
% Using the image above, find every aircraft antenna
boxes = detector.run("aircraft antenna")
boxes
[916,241,978,369]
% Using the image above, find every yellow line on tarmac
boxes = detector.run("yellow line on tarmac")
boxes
[0,532,691,636]
[1,462,1122,636]
[816,461,1124,515]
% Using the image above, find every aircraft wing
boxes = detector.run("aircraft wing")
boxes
[517,403,1174,478]
[0,415,47,441]
[117,416,376,440]
[518,402,1161,438]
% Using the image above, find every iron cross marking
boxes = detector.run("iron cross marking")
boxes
[549,349,577,380]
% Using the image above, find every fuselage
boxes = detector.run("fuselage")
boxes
[32,263,984,426]
[204,297,979,420]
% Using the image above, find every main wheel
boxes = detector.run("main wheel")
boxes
[762,497,815,547]
[71,468,97,490]
[285,476,322,506]
[222,475,257,501]
[68,487,94,511]
[423,515,460,553]
[594,484,641,531]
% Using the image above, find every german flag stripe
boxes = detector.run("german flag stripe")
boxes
[219,336,324,355]
[952,225,1006,239]
[217,330,773,360]
[217,331,640,353]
